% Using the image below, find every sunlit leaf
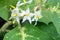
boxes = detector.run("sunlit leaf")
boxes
[0,0,18,21]
[3,24,53,40]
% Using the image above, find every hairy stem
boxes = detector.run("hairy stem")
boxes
[0,21,13,33]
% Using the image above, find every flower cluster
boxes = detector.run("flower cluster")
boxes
[10,0,42,25]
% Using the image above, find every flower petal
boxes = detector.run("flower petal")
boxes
[16,17,20,23]
[22,16,27,23]
[16,1,24,7]
[34,21,37,25]
[34,6,39,12]
[28,17,32,24]
[26,8,30,13]
[27,0,32,4]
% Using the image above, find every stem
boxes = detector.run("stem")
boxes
[21,27,25,40]
[18,22,25,40]
[0,21,13,33]
[18,22,21,29]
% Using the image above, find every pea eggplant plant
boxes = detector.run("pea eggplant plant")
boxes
[0,0,60,40]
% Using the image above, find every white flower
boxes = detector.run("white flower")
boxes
[10,1,26,23]
[10,8,20,23]
[16,1,25,7]
[23,0,32,4]
[27,0,32,4]
[10,1,24,9]
[10,1,21,23]
[21,8,33,24]
[32,10,42,25]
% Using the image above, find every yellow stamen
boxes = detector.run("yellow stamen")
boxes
[23,0,26,4]
[25,13,29,16]
[10,5,15,9]
[13,13,17,17]
[36,14,41,19]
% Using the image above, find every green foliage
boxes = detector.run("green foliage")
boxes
[52,13,60,35]
[0,0,18,21]
[0,0,60,40]
[39,9,52,24]
[3,24,53,40]
[37,22,60,40]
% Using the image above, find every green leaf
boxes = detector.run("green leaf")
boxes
[39,9,52,24]
[36,22,60,40]
[45,0,60,8]
[3,24,53,40]
[52,12,60,35]
[0,0,18,21]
